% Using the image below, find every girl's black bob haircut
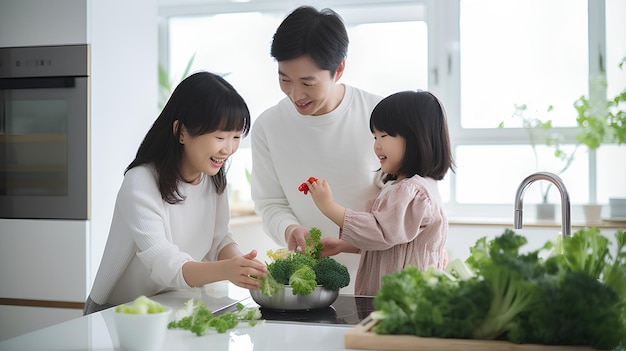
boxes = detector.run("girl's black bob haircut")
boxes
[370,90,454,182]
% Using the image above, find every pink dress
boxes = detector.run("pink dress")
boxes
[340,175,447,296]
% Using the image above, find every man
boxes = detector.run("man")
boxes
[250,6,382,293]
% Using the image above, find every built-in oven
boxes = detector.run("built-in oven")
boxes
[0,44,89,219]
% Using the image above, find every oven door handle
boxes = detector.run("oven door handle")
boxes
[0,76,77,90]
[0,93,3,134]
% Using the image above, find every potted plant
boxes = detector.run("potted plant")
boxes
[499,104,576,221]
[571,59,626,221]
[501,57,626,222]
[158,53,196,109]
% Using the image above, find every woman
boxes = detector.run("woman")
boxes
[84,72,266,315]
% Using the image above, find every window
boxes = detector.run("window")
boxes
[160,1,428,208]
[428,0,626,219]
[159,0,626,219]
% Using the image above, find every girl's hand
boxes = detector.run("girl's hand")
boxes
[318,237,342,256]
[224,250,267,290]
[320,237,360,256]
[307,179,334,210]
[307,179,347,229]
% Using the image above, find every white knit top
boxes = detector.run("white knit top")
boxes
[88,164,237,306]
[250,84,383,245]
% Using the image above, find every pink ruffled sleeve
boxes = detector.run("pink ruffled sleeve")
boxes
[340,180,434,251]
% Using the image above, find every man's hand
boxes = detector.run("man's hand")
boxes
[285,224,309,252]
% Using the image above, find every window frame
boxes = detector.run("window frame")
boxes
[428,0,611,219]
[157,0,618,221]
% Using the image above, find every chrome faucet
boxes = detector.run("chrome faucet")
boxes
[514,171,572,236]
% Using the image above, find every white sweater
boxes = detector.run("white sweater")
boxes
[251,85,383,245]
[88,165,237,306]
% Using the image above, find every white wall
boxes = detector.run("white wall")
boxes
[87,0,159,293]
[0,0,158,341]
[0,0,87,47]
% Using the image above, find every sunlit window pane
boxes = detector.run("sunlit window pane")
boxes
[342,21,427,96]
[597,145,626,202]
[169,13,284,122]
[167,9,428,207]
[455,145,588,204]
[606,0,626,98]
[459,0,588,128]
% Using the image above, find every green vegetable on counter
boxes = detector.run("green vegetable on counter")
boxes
[371,228,626,350]
[167,298,262,336]
[115,295,166,314]
[258,227,350,296]
[371,265,491,339]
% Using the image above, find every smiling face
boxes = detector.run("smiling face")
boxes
[179,127,242,183]
[373,128,407,180]
[277,55,345,116]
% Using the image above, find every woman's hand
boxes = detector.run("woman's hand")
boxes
[224,250,267,290]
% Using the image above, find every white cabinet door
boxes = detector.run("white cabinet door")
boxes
[0,219,88,302]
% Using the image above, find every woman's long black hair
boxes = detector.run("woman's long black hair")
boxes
[126,71,250,203]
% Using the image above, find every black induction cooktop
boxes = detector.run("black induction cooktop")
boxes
[215,295,375,326]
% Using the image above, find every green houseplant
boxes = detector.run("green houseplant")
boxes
[501,57,626,221]
[499,104,577,220]
[158,53,196,110]
[571,59,626,221]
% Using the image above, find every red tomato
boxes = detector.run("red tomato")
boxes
[298,182,309,194]
[298,177,318,195]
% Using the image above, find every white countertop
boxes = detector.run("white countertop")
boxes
[0,282,375,351]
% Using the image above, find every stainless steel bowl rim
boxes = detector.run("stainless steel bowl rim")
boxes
[250,285,339,311]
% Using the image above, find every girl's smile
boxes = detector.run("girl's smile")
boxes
[373,128,406,177]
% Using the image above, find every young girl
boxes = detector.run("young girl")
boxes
[84,71,266,315]
[305,90,454,296]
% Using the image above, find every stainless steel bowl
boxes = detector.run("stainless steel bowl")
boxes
[250,285,339,311]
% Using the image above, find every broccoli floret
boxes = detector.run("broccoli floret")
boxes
[262,252,318,296]
[313,256,350,291]
[267,259,291,285]
[287,252,317,271]
[289,265,317,295]
[262,227,351,297]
